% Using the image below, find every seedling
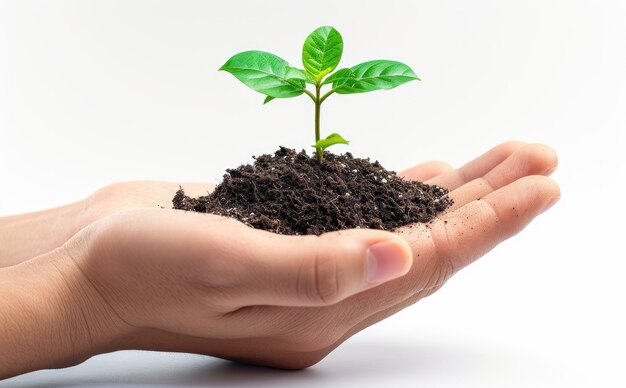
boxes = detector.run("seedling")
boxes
[220,26,420,162]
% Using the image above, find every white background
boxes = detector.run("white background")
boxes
[1,0,625,386]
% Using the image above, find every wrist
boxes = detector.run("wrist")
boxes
[0,242,136,378]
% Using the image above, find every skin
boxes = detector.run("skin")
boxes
[0,142,560,379]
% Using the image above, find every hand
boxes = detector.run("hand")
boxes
[191,141,558,368]
[339,141,559,348]
[0,141,559,377]
[1,201,415,379]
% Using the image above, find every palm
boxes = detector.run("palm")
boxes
[240,141,557,368]
[103,141,558,368]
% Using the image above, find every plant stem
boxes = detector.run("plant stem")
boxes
[319,89,336,104]
[315,84,322,162]
[303,89,316,102]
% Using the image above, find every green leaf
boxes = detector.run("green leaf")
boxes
[321,68,354,86]
[313,133,350,151]
[220,50,306,98]
[302,26,344,81]
[263,96,275,104]
[333,60,419,94]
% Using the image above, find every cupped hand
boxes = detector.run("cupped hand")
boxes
[58,141,559,369]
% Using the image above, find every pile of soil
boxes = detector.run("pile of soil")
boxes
[172,147,452,235]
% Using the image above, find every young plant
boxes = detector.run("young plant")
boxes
[220,26,420,162]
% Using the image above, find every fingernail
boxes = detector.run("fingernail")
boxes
[540,197,560,215]
[366,240,410,285]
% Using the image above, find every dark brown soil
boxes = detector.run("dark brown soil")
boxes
[172,147,452,235]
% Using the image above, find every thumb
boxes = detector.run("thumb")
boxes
[236,228,413,307]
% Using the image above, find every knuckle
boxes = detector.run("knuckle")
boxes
[309,247,341,304]
[427,223,460,279]
[429,254,455,287]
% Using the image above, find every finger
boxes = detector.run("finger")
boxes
[226,227,414,307]
[218,175,560,341]
[398,161,454,181]
[447,143,558,211]
[95,208,412,309]
[342,174,562,337]
[348,175,559,310]
[324,174,562,337]
[426,140,526,190]
[215,175,560,340]
[429,175,560,272]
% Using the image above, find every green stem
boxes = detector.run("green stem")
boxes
[319,89,336,104]
[315,84,322,163]
[303,89,316,102]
